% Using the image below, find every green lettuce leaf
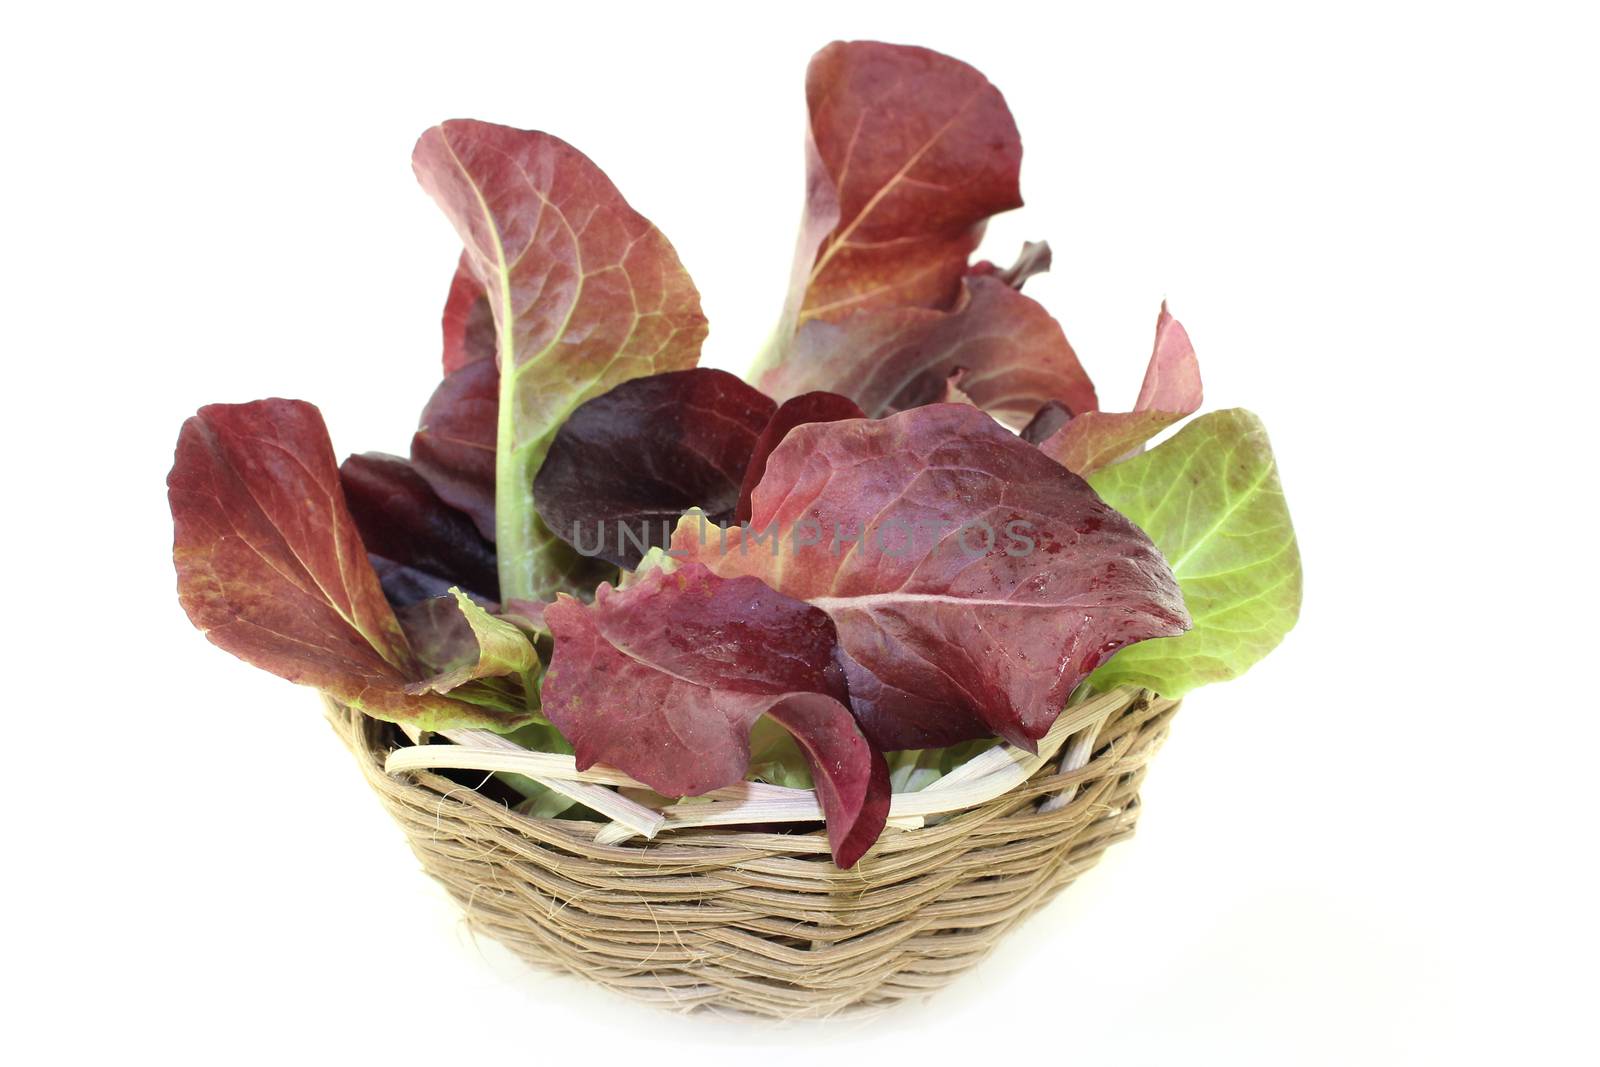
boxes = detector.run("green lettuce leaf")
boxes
[403,589,539,697]
[885,739,996,793]
[747,718,814,789]
[1087,409,1301,696]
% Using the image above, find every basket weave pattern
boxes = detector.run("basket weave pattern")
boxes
[330,688,1178,1017]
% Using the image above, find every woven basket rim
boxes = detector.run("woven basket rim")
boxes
[361,685,1160,852]
[343,685,1173,858]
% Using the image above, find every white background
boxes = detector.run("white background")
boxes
[7,1,1597,1062]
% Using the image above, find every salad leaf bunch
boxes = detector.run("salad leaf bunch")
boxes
[169,41,1300,867]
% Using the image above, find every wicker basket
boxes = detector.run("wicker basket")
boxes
[328,685,1179,1018]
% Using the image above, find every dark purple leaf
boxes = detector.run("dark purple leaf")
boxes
[1021,400,1075,445]
[887,366,977,413]
[533,369,775,568]
[339,452,499,602]
[371,554,469,609]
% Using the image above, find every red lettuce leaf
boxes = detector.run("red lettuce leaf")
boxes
[542,565,889,867]
[735,391,866,524]
[339,452,499,602]
[1038,303,1202,475]
[781,41,1023,331]
[760,275,1098,428]
[673,404,1189,751]
[968,239,1052,290]
[413,119,707,601]
[410,358,498,541]
[762,694,891,867]
[440,251,495,374]
[533,369,776,568]
[168,399,527,731]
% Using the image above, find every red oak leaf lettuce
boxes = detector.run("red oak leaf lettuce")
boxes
[167,44,1297,869]
[673,403,1189,751]
[413,119,708,601]
[542,564,890,867]
[760,275,1098,428]
[168,400,529,731]
[783,41,1023,328]
[533,370,776,568]
[410,358,498,541]
[1037,303,1202,475]
[735,390,866,524]
[339,452,500,603]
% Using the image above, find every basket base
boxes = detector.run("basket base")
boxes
[330,691,1177,1018]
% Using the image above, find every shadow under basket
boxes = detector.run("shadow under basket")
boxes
[328,686,1179,1018]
